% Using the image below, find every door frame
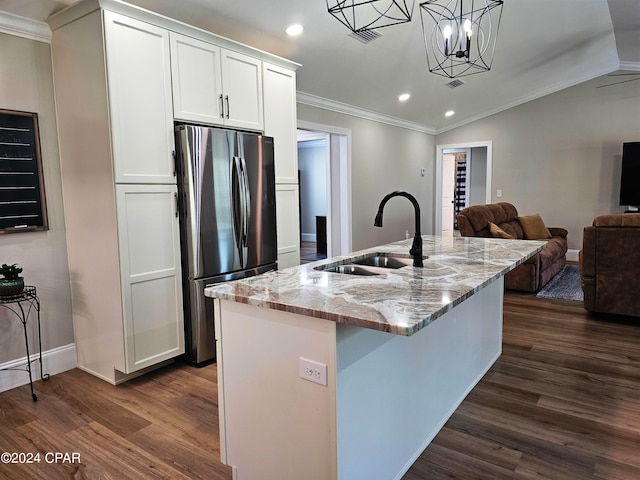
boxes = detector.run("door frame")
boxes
[435,141,493,235]
[297,120,352,256]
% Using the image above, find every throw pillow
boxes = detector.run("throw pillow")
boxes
[517,214,552,240]
[488,222,514,239]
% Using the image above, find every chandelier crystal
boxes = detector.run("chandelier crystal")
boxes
[326,0,415,33]
[420,0,504,78]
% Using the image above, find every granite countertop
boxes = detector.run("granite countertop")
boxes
[204,235,546,336]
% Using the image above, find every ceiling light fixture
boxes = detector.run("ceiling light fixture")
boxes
[445,110,455,117]
[420,0,504,78]
[326,0,415,33]
[398,93,411,101]
[285,24,304,36]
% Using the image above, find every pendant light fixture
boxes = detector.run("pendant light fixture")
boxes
[326,0,415,33]
[419,0,504,78]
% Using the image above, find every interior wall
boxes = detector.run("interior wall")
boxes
[468,147,487,206]
[297,140,327,240]
[436,75,640,251]
[0,33,74,363]
[297,104,435,251]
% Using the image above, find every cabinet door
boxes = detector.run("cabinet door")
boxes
[116,184,185,373]
[275,184,300,269]
[170,33,224,125]
[263,63,299,184]
[221,49,264,131]
[104,12,175,184]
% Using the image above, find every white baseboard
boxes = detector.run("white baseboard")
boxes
[301,233,316,242]
[0,343,77,393]
[567,249,579,263]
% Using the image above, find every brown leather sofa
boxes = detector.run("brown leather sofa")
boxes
[457,202,568,292]
[580,214,640,317]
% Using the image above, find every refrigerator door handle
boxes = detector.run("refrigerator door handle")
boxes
[239,156,251,248]
[231,155,244,264]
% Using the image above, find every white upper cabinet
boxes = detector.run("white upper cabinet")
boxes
[170,33,264,131]
[221,49,263,131]
[263,62,298,184]
[103,11,176,184]
[170,33,224,125]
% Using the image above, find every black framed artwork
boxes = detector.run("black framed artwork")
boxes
[0,109,49,233]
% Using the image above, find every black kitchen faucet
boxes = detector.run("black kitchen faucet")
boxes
[374,191,424,268]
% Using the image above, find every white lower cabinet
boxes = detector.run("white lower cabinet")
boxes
[116,185,184,373]
[276,184,301,269]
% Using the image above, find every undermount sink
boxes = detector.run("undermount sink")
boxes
[353,254,413,269]
[320,265,380,276]
[315,252,418,276]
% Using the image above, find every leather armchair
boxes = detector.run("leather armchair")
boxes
[580,214,640,317]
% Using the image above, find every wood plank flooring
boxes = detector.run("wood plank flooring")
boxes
[403,293,640,480]
[1,293,639,479]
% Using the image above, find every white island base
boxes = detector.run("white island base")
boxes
[214,277,504,480]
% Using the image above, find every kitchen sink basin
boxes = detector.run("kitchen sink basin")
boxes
[353,254,413,269]
[314,252,421,276]
[320,265,380,276]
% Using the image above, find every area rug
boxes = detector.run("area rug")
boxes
[536,265,584,302]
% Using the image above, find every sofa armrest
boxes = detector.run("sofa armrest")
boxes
[580,226,595,278]
[548,227,568,238]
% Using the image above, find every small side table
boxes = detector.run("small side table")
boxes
[0,286,50,401]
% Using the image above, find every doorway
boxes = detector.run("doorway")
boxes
[435,141,492,235]
[441,148,471,236]
[297,121,352,263]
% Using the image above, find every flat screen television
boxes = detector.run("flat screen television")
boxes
[620,142,640,207]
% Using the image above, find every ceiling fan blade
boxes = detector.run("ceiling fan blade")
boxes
[596,77,640,88]
[605,72,640,77]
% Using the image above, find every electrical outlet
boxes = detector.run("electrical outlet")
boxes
[299,357,327,386]
[496,189,503,198]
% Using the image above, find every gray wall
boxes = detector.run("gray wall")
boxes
[297,104,435,251]
[0,33,74,363]
[436,76,640,251]
[468,147,487,206]
[298,140,327,238]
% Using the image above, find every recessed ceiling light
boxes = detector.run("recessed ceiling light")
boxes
[445,110,455,117]
[285,24,304,36]
[398,93,411,102]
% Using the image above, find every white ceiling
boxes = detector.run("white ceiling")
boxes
[1,0,639,133]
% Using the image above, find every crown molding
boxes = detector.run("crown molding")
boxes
[619,61,640,72]
[296,91,436,135]
[0,11,52,43]
[48,0,299,70]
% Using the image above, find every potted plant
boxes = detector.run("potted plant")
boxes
[0,263,24,297]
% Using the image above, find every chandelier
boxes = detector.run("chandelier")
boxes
[419,0,504,78]
[326,0,415,33]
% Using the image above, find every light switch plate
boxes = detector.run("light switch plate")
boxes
[299,357,327,386]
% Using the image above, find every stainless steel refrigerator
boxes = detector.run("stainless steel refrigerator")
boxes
[175,124,278,365]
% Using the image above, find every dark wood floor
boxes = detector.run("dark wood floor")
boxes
[1,293,639,479]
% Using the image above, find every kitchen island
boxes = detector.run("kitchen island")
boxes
[205,235,545,480]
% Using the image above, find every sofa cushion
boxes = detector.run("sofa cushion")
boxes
[457,202,523,238]
[592,213,640,227]
[517,214,552,240]
[489,222,514,239]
